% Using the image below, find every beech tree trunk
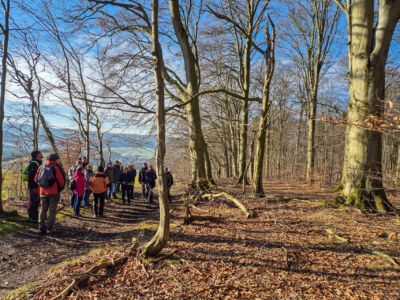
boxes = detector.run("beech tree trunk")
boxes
[31,92,39,151]
[306,95,317,183]
[237,34,252,185]
[341,0,400,212]
[142,0,170,257]
[169,0,210,190]
[204,140,216,185]
[292,104,303,175]
[253,17,275,196]
[0,0,10,214]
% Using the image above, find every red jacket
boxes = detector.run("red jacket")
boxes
[34,161,65,195]
[73,170,86,196]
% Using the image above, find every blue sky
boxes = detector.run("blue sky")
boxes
[3,0,399,134]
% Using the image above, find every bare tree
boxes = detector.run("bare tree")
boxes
[283,0,340,183]
[7,31,59,154]
[208,0,268,184]
[0,0,10,213]
[253,15,275,196]
[142,0,170,257]
[335,0,400,212]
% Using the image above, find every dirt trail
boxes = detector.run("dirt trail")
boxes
[2,180,400,299]
[0,190,162,298]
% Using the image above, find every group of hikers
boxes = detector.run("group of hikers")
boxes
[24,151,174,235]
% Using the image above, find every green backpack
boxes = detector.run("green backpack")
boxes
[22,161,39,182]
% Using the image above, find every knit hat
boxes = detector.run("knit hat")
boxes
[31,150,41,159]
[47,153,60,161]
[98,166,104,172]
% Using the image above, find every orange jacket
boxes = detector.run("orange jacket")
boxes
[89,172,109,194]
[34,161,65,195]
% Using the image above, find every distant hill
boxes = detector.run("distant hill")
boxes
[2,122,156,164]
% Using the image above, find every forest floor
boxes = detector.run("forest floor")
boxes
[1,180,400,299]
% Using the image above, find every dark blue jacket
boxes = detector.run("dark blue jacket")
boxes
[128,168,136,183]
[139,167,148,184]
[165,172,173,188]
[119,172,134,184]
[28,160,42,189]
[146,169,157,188]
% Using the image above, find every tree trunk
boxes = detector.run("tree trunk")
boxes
[33,99,59,155]
[253,114,268,196]
[306,97,317,183]
[253,18,275,196]
[0,0,10,214]
[142,0,170,257]
[396,137,400,185]
[230,123,238,178]
[185,95,209,190]
[95,122,105,167]
[223,139,230,178]
[85,131,90,163]
[204,139,216,185]
[341,0,399,212]
[292,104,303,176]
[169,0,210,190]
[265,119,271,178]
[236,37,251,185]
[107,144,112,163]
[30,87,39,151]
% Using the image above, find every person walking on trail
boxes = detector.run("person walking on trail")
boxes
[139,162,148,199]
[112,160,122,199]
[165,168,174,203]
[83,164,94,207]
[117,161,123,192]
[128,164,136,200]
[119,167,132,205]
[73,166,86,216]
[145,165,157,203]
[89,166,109,218]
[26,150,43,223]
[69,160,83,207]
[104,162,113,200]
[34,153,65,234]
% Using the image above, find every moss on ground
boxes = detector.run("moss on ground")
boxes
[0,211,33,236]
[5,283,39,300]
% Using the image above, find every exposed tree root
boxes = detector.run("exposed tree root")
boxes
[331,182,343,193]
[189,204,212,214]
[326,229,350,243]
[365,249,399,269]
[183,203,224,225]
[147,250,178,264]
[51,238,138,300]
[203,192,253,218]
[325,229,399,268]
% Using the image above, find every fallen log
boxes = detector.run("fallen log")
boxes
[203,192,253,218]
